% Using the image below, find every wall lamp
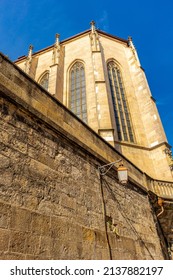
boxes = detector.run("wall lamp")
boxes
[98,159,128,185]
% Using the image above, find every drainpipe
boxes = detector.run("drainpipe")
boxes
[157,197,173,217]
[157,198,164,217]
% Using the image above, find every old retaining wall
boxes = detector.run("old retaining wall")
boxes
[0,53,166,259]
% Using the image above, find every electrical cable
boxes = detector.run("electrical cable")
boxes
[102,177,154,260]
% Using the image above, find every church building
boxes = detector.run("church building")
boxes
[15,21,173,182]
[1,22,173,259]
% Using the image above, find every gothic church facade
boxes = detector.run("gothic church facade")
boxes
[15,21,173,181]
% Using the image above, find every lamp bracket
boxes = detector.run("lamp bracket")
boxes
[98,159,122,176]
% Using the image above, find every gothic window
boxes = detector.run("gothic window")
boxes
[69,62,87,123]
[107,61,134,142]
[39,72,49,90]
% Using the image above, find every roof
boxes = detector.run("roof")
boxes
[15,29,129,63]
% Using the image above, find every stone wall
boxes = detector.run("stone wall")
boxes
[0,53,167,259]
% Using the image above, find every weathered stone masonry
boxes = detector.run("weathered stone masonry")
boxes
[0,53,167,259]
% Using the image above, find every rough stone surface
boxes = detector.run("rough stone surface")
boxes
[0,54,167,259]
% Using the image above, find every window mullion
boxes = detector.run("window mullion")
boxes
[118,70,134,142]
[107,62,134,143]
[114,68,124,141]
[69,62,87,123]
[117,70,128,141]
[80,67,82,119]
[110,66,122,141]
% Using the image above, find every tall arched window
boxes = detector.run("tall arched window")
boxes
[107,61,134,142]
[69,62,87,123]
[39,72,49,91]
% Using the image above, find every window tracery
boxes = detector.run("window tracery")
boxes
[69,62,87,123]
[107,61,134,142]
[39,72,49,91]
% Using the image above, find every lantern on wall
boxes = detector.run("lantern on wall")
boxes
[98,159,128,185]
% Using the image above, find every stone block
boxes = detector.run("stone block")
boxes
[0,170,13,186]
[51,238,64,259]
[0,154,10,169]
[51,216,66,239]
[36,236,52,259]
[95,230,107,248]
[0,202,11,228]
[122,236,135,253]
[0,128,9,143]
[95,248,110,260]
[0,229,10,251]
[31,213,50,236]
[50,216,80,243]
[51,238,81,259]
[0,252,26,260]
[10,138,27,154]
[60,193,76,210]
[25,233,40,255]
[9,231,27,253]
[82,227,95,243]
[9,207,32,232]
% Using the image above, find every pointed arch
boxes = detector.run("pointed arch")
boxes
[107,60,134,142]
[69,61,87,123]
[38,71,49,91]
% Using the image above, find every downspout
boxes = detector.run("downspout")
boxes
[157,197,164,217]
[157,197,173,217]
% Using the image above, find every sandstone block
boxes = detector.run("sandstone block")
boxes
[0,229,10,251]
[9,231,27,253]
[0,202,11,228]
[9,207,32,232]
[31,213,50,236]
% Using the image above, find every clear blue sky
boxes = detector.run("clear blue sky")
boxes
[1,0,172,148]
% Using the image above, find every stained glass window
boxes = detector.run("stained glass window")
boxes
[69,62,87,123]
[107,61,134,142]
[39,72,49,90]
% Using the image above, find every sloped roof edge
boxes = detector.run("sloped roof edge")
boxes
[15,29,128,62]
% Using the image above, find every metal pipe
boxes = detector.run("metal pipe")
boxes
[157,206,164,217]
[157,198,164,217]
[163,200,173,204]
[156,198,173,217]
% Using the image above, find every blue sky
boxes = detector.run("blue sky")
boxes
[0,0,172,148]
